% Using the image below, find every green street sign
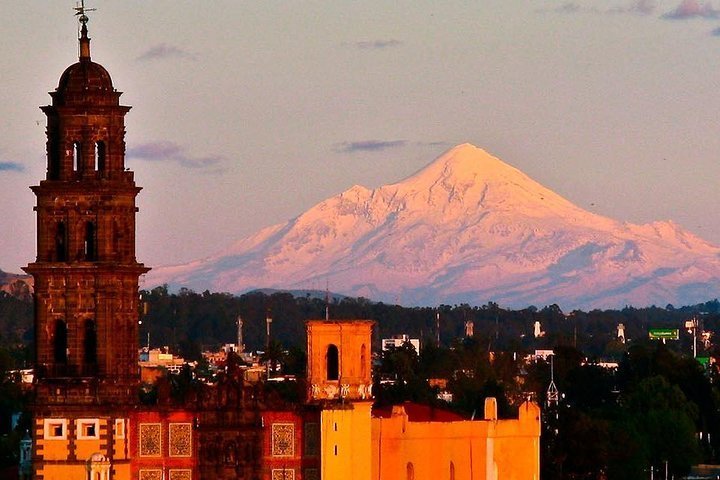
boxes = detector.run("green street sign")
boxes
[648,328,679,341]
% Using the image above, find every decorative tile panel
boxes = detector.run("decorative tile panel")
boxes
[271,469,295,480]
[271,423,295,457]
[304,423,319,456]
[139,423,162,457]
[169,423,192,457]
[139,469,163,480]
[169,469,192,480]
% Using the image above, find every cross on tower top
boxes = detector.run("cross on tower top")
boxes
[74,0,96,26]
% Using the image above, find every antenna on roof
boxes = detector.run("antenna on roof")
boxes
[325,279,330,321]
[546,354,560,407]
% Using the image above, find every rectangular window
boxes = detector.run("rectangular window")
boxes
[139,469,163,480]
[304,422,319,457]
[271,469,295,480]
[44,419,67,440]
[169,469,192,480]
[77,419,100,440]
[139,423,162,457]
[271,423,295,457]
[114,418,126,439]
[168,423,192,457]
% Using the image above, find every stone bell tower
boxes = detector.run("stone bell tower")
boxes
[23,8,147,479]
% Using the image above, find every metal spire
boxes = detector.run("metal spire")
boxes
[74,1,96,60]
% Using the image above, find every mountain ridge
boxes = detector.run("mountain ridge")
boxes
[145,144,720,310]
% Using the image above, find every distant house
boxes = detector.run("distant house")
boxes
[382,334,421,353]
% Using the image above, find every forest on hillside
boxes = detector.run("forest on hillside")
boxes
[136,286,720,361]
[0,285,719,366]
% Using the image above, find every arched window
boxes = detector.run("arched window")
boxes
[360,343,367,378]
[84,319,97,365]
[53,319,68,363]
[73,142,82,172]
[450,461,455,480]
[224,441,237,465]
[406,462,415,480]
[96,141,106,172]
[55,221,67,262]
[84,221,96,261]
[327,344,339,380]
[49,140,60,180]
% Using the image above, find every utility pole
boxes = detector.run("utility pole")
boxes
[265,311,272,350]
[435,311,441,347]
[237,315,244,353]
[685,316,699,358]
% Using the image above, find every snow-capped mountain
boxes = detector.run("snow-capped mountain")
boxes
[145,144,720,310]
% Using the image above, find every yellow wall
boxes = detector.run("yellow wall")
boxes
[492,402,541,480]
[321,402,373,480]
[371,400,540,480]
[34,415,131,480]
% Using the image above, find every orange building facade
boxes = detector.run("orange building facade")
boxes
[130,410,197,480]
[371,399,541,480]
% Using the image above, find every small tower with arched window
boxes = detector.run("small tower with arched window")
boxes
[306,319,374,402]
[306,320,375,480]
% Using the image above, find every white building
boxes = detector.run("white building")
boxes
[381,334,421,354]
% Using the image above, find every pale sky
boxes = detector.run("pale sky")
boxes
[2,1,720,274]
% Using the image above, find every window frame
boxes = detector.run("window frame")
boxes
[44,418,68,440]
[76,418,100,440]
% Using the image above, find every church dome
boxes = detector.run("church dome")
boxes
[58,60,113,94]
[51,21,121,107]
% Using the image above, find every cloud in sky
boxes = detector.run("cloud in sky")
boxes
[334,140,406,153]
[136,43,195,62]
[663,0,720,18]
[127,141,224,171]
[0,161,24,172]
[349,39,403,50]
[553,3,583,13]
[712,26,720,34]
[609,0,657,14]
[542,1,655,14]
[536,2,598,14]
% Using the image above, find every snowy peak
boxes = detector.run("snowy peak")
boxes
[145,144,720,310]
[401,144,523,187]
[390,143,586,219]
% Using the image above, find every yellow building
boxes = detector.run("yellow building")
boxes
[306,319,541,480]
[306,319,374,480]
[371,398,541,480]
